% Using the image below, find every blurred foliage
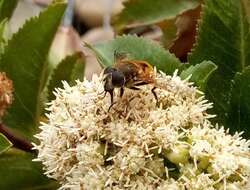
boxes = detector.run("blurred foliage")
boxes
[0,0,18,22]
[113,0,199,32]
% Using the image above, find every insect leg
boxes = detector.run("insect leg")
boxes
[134,81,148,86]
[107,89,116,111]
[120,87,124,97]
[108,102,117,112]
[129,86,141,90]
[108,90,114,105]
[151,87,158,104]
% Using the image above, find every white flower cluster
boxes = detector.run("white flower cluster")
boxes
[33,71,250,190]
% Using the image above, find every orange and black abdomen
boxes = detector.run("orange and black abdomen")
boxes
[114,60,155,88]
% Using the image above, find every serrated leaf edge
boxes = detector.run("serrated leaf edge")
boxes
[187,2,206,62]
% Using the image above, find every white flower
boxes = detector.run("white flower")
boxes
[76,142,104,167]
[158,179,183,190]
[212,152,239,177]
[114,145,146,175]
[190,139,213,158]
[183,173,215,190]
[33,71,250,190]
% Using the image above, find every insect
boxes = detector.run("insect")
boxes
[103,51,158,110]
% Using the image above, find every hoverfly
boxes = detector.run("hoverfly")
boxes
[103,51,157,110]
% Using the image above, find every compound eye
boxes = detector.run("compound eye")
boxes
[104,67,116,74]
[112,71,125,87]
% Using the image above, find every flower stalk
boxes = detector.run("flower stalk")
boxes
[0,123,34,152]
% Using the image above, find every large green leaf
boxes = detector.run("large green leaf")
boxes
[0,3,66,140]
[47,52,85,102]
[0,133,12,154]
[113,0,199,31]
[180,61,217,91]
[0,0,18,22]
[88,35,182,74]
[188,0,250,133]
[227,67,250,138]
[0,149,59,190]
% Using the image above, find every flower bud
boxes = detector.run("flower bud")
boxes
[197,156,210,170]
[163,144,190,165]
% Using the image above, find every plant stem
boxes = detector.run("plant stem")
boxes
[0,123,34,153]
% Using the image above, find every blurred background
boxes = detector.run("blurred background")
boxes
[9,0,127,79]
[9,0,200,80]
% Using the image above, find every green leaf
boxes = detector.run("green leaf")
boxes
[113,0,199,31]
[0,149,59,190]
[188,0,250,131]
[47,52,85,102]
[180,61,217,91]
[0,19,7,54]
[88,35,182,74]
[71,56,85,82]
[0,133,12,154]
[0,19,7,39]
[159,19,177,48]
[189,0,250,72]
[0,3,66,140]
[166,5,201,61]
[0,0,18,22]
[227,67,250,138]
